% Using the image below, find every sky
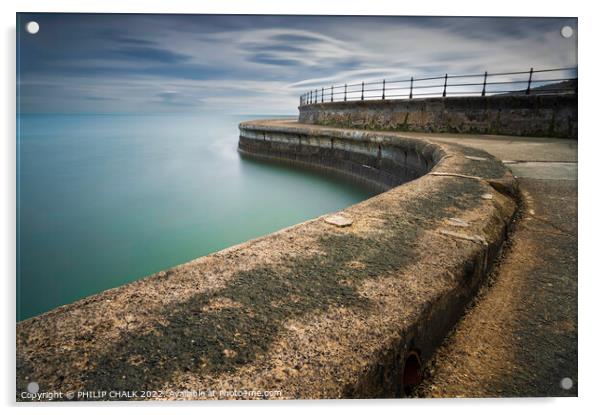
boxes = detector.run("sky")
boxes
[17,14,577,115]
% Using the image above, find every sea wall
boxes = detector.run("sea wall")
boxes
[17,120,518,400]
[238,120,443,191]
[298,95,577,138]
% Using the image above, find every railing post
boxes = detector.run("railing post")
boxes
[361,82,364,101]
[331,85,334,102]
[443,74,448,97]
[310,90,312,104]
[344,84,347,101]
[321,87,324,103]
[526,67,533,95]
[481,71,488,96]
[315,89,318,104]
[382,79,386,100]
[410,77,414,99]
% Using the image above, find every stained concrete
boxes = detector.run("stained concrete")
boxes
[414,133,578,397]
[396,132,578,163]
[505,162,577,180]
[299,95,578,138]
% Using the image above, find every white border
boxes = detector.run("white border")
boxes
[2,1,599,415]
[3,0,581,16]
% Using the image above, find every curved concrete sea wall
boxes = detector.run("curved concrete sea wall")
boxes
[17,120,518,400]
[298,95,577,138]
[239,120,443,191]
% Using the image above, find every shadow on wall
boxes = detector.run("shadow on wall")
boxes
[49,179,485,399]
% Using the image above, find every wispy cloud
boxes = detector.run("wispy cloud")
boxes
[17,14,577,114]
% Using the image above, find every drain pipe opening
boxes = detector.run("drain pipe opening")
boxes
[402,350,422,395]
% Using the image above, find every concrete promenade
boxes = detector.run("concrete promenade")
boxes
[241,122,578,397]
[411,132,577,397]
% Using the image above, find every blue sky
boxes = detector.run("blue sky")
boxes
[17,14,577,114]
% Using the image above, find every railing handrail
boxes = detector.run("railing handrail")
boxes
[299,67,577,106]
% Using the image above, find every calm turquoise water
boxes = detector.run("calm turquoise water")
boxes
[17,113,377,320]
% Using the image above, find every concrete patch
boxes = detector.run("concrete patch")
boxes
[506,161,577,180]
[445,218,470,227]
[324,215,353,227]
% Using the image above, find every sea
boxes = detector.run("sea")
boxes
[16,113,377,320]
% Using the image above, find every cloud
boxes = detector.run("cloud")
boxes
[248,53,301,67]
[17,14,577,114]
[111,46,192,64]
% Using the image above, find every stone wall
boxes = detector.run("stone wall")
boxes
[298,94,577,138]
[238,121,444,191]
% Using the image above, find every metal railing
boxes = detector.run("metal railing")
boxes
[299,67,577,106]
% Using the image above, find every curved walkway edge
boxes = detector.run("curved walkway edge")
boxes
[411,131,577,397]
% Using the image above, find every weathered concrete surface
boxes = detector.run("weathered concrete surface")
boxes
[17,120,517,400]
[505,162,577,180]
[413,133,577,397]
[394,131,578,163]
[299,95,577,139]
[238,119,447,191]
